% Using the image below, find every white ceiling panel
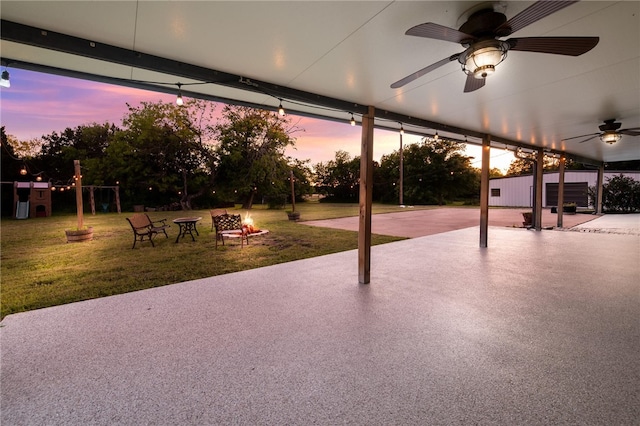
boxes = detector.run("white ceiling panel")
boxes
[0,1,138,49]
[133,1,392,85]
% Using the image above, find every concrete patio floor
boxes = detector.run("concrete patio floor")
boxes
[2,216,639,425]
[303,207,600,238]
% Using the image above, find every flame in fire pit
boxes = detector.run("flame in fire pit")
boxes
[243,212,254,226]
[243,212,257,233]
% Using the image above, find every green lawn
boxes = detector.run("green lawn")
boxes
[0,203,429,319]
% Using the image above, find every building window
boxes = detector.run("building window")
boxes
[491,188,500,197]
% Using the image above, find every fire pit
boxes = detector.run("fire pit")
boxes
[215,212,269,249]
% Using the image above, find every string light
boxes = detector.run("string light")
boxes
[350,114,356,126]
[278,100,285,116]
[176,83,184,106]
[434,131,439,141]
[0,69,10,88]
[400,124,404,135]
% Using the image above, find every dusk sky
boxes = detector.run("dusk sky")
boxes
[1,68,514,171]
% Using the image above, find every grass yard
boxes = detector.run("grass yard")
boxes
[0,203,428,319]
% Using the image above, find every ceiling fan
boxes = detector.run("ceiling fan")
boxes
[562,119,640,145]
[391,0,599,93]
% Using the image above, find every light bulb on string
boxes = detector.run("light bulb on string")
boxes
[434,131,439,141]
[278,100,285,117]
[400,124,404,135]
[176,83,184,106]
[350,114,356,126]
[0,69,10,88]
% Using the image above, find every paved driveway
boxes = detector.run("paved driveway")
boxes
[302,207,599,238]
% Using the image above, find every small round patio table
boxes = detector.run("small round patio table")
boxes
[173,217,202,243]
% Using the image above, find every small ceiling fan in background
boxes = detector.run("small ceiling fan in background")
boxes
[562,119,640,145]
[391,0,599,92]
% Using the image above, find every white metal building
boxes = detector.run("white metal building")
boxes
[489,171,640,208]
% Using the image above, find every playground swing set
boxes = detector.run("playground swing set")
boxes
[10,181,121,219]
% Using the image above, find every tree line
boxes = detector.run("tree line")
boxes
[2,99,506,214]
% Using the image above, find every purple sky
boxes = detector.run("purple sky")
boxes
[0,68,513,170]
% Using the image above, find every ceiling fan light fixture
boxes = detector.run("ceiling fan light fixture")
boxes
[461,40,509,79]
[600,131,621,144]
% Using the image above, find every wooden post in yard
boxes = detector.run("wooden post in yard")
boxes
[89,185,96,215]
[74,160,84,230]
[290,169,296,213]
[115,186,121,213]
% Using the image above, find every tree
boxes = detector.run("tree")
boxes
[589,174,640,213]
[109,99,217,209]
[314,150,363,202]
[35,122,119,184]
[506,154,584,176]
[1,127,26,216]
[1,127,23,180]
[378,139,478,205]
[213,105,299,209]
[289,158,313,202]
[489,168,504,178]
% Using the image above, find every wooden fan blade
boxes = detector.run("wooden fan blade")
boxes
[578,135,599,144]
[507,37,599,56]
[561,133,599,142]
[391,54,461,89]
[463,74,485,93]
[619,128,640,136]
[497,1,578,35]
[406,23,474,44]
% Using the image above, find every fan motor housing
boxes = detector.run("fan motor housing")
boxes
[459,9,509,42]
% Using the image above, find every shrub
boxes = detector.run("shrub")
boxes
[589,174,640,213]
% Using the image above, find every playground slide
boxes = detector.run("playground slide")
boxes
[15,201,29,219]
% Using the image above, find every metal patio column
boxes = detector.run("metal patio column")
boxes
[358,106,374,284]
[595,164,604,214]
[534,149,544,230]
[557,155,565,228]
[479,135,490,248]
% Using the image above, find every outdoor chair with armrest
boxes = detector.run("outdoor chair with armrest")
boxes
[126,213,170,249]
[213,213,247,248]
[210,209,228,231]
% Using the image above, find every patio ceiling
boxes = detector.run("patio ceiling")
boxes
[1,1,639,164]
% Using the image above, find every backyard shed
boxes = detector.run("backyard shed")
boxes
[489,171,640,208]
